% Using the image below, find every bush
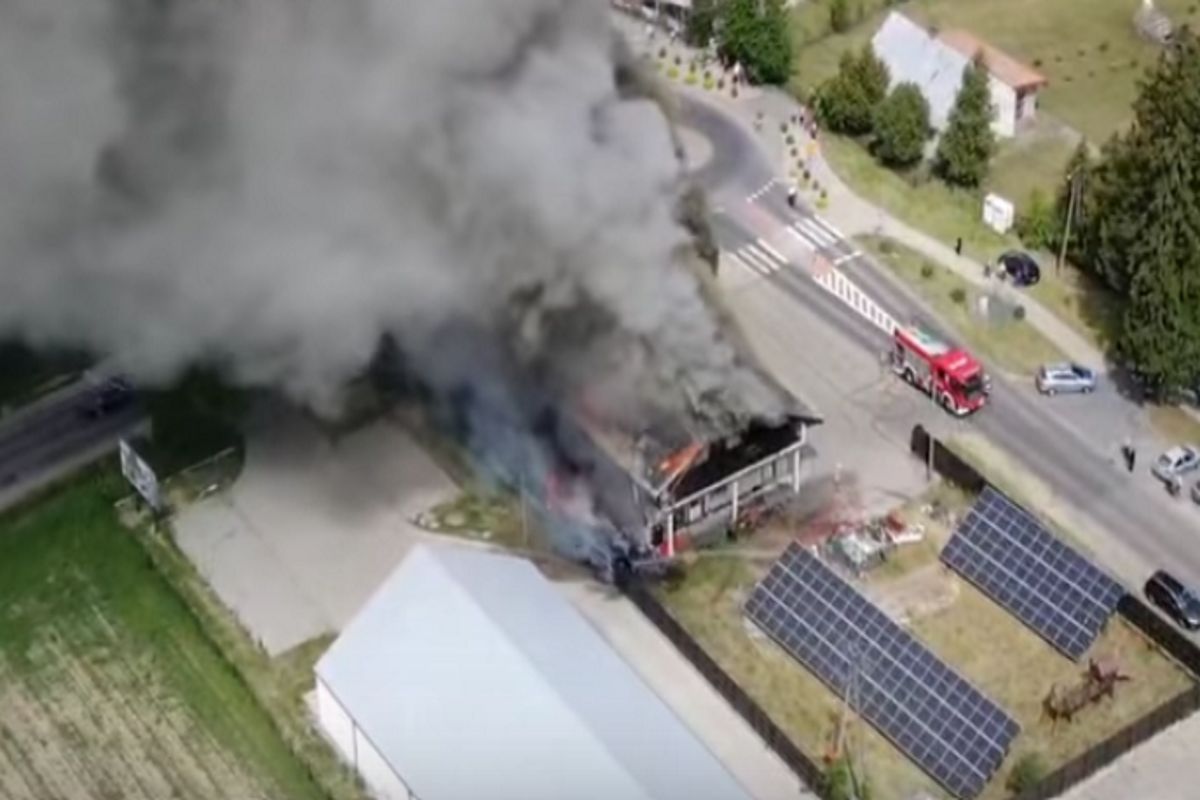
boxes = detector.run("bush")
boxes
[830,0,852,34]
[950,287,967,304]
[791,147,799,158]
[659,46,668,59]
[674,54,682,66]
[1006,753,1047,793]
[1013,304,1027,321]
[920,263,935,279]
[815,45,890,136]
[667,66,680,80]
[786,134,795,145]
[717,77,726,89]
[685,72,698,85]
[780,121,789,134]
[1014,188,1060,250]
[703,76,715,90]
[731,86,739,98]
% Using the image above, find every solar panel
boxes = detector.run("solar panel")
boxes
[745,544,1018,799]
[941,487,1125,660]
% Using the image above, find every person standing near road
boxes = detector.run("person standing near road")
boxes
[1122,438,1137,473]
[787,183,798,209]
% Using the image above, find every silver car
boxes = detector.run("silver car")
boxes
[1035,363,1097,395]
[1153,445,1200,482]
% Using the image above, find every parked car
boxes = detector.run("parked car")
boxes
[997,251,1041,287]
[1191,479,1200,505]
[1152,445,1200,482]
[1144,570,1200,631]
[1035,363,1097,395]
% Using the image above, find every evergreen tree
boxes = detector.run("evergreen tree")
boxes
[816,45,890,136]
[829,0,852,34]
[1091,30,1200,392]
[871,83,930,167]
[718,0,793,86]
[934,56,996,187]
[685,0,720,48]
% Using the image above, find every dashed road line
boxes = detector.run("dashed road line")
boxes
[729,241,787,277]
[834,251,862,266]
[746,180,779,203]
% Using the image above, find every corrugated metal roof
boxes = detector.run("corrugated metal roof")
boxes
[316,544,753,800]
[872,11,971,130]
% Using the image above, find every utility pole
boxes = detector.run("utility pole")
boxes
[1057,169,1082,273]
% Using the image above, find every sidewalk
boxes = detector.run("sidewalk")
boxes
[612,15,1106,373]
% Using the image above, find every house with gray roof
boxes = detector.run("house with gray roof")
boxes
[871,12,1048,138]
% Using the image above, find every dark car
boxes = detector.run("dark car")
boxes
[1145,570,1200,631]
[998,251,1041,287]
[78,377,134,419]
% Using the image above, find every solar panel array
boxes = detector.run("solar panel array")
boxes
[745,544,1018,799]
[941,487,1125,660]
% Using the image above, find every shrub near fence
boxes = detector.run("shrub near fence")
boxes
[619,581,827,792]
[910,424,1200,800]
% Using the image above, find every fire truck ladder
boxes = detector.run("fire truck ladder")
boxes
[810,258,898,336]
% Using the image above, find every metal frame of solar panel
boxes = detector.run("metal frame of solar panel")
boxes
[941,487,1124,660]
[745,544,1018,799]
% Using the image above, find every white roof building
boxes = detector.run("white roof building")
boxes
[871,12,1048,138]
[314,543,753,800]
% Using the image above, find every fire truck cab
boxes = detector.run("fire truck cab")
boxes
[891,325,989,416]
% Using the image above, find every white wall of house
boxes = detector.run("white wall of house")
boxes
[317,679,414,800]
[986,78,1018,138]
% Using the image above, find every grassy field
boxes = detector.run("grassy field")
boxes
[0,470,326,800]
[791,0,1199,141]
[657,483,1193,800]
[423,491,533,550]
[859,235,1065,377]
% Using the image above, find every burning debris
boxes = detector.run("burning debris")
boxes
[0,0,806,566]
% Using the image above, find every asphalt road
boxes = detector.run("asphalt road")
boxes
[678,94,1200,594]
[0,381,145,509]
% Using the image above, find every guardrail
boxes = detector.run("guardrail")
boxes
[620,580,826,793]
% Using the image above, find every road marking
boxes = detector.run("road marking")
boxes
[833,251,861,266]
[732,242,786,276]
[746,180,778,203]
[811,216,845,240]
[791,218,837,248]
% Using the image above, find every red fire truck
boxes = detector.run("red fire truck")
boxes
[890,325,989,415]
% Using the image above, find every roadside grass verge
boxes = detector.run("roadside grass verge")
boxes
[0,469,328,800]
[1146,406,1200,450]
[858,235,1065,376]
[421,491,535,551]
[657,481,1192,800]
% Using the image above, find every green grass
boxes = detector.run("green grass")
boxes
[859,235,1066,376]
[424,491,534,551]
[791,0,1199,142]
[0,469,327,799]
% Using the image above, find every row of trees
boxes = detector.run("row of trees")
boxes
[1018,31,1200,392]
[813,47,997,186]
[687,0,793,86]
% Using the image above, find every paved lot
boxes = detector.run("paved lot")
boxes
[561,579,817,800]
[175,405,456,655]
[718,252,930,517]
[1059,710,1200,800]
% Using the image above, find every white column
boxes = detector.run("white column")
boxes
[666,511,675,557]
[792,448,802,492]
[731,480,740,526]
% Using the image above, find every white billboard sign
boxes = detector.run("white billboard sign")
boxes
[120,439,162,511]
[983,193,1014,235]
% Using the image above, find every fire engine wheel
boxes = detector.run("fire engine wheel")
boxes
[903,367,916,384]
[940,393,954,411]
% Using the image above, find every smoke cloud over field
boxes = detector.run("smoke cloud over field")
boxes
[0,0,787,470]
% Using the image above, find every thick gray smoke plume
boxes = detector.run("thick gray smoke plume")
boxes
[0,0,784,437]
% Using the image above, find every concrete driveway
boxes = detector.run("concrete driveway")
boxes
[175,405,456,655]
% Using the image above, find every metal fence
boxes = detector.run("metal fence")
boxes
[909,425,987,494]
[619,581,827,793]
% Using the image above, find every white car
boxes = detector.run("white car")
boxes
[1152,445,1200,482]
[1035,363,1097,395]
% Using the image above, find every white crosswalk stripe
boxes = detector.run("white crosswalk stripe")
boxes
[746,180,779,203]
[791,217,838,248]
[730,240,787,277]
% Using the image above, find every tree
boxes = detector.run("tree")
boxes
[871,82,930,167]
[829,0,852,34]
[1006,753,1047,793]
[934,56,996,187]
[1014,188,1059,250]
[815,45,890,136]
[718,0,793,86]
[685,0,719,48]
[1109,31,1200,392]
